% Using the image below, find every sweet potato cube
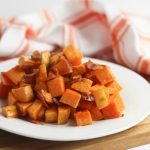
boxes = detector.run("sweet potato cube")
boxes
[106,81,122,95]
[12,85,34,102]
[41,50,50,67]
[90,103,103,121]
[93,67,115,85]
[63,45,82,66]
[27,100,43,120]
[16,102,32,116]
[91,85,109,109]
[102,94,125,119]
[36,64,47,82]
[58,106,71,125]
[2,105,18,118]
[34,81,47,91]
[0,73,14,86]
[78,100,93,110]
[74,110,92,126]
[0,84,11,99]
[60,89,81,108]
[47,76,65,97]
[72,64,86,76]
[71,79,92,94]
[8,92,17,105]
[45,106,58,123]
[52,57,72,75]
[5,66,25,85]
[38,107,45,121]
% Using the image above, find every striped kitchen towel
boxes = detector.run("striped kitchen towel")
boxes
[0,0,149,75]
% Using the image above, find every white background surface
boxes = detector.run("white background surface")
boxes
[0,0,149,18]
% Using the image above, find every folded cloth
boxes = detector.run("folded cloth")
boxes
[0,0,150,75]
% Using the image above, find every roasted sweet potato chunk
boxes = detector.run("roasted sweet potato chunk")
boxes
[12,85,34,102]
[5,66,25,85]
[16,102,32,116]
[52,57,72,75]
[41,50,50,67]
[36,64,47,82]
[63,45,82,66]
[74,110,92,126]
[2,105,18,118]
[72,64,86,76]
[47,76,65,97]
[0,73,14,86]
[0,84,11,99]
[60,89,81,108]
[8,92,17,105]
[58,106,71,125]
[45,106,58,123]
[27,100,43,120]
[93,67,115,85]
[78,100,93,110]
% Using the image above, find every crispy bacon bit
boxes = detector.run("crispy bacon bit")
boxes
[81,94,95,102]
[53,98,61,105]
[47,71,57,80]
[37,90,53,108]
[85,60,104,70]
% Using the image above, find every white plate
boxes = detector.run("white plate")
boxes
[0,57,150,141]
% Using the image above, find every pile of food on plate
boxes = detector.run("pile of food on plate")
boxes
[0,45,125,126]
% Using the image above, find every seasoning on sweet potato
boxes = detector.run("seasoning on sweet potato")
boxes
[0,84,12,99]
[47,76,65,97]
[58,106,71,125]
[72,64,86,76]
[8,92,17,105]
[78,100,93,110]
[41,50,50,67]
[93,67,115,85]
[45,105,58,123]
[52,57,72,75]
[90,103,103,121]
[101,94,125,119]
[27,99,43,120]
[74,110,92,126]
[16,102,32,116]
[105,81,122,95]
[2,105,18,118]
[36,64,47,82]
[60,89,81,108]
[0,73,14,86]
[12,85,34,102]
[63,45,82,66]
[5,66,25,85]
[34,81,47,91]
[91,85,109,109]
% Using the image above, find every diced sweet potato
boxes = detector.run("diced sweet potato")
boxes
[38,106,45,121]
[34,81,47,91]
[72,64,86,76]
[78,100,93,110]
[74,110,92,126]
[41,50,50,67]
[91,85,109,109]
[63,45,82,66]
[52,57,72,75]
[45,106,58,123]
[58,106,71,125]
[27,99,43,120]
[2,105,18,118]
[0,73,14,86]
[93,67,115,85]
[50,53,60,66]
[36,64,47,82]
[47,76,65,97]
[12,85,34,102]
[8,92,17,105]
[71,79,92,94]
[60,89,81,108]
[105,81,122,95]
[16,102,32,116]
[0,84,11,99]
[101,94,125,119]
[90,103,103,121]
[5,66,25,85]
